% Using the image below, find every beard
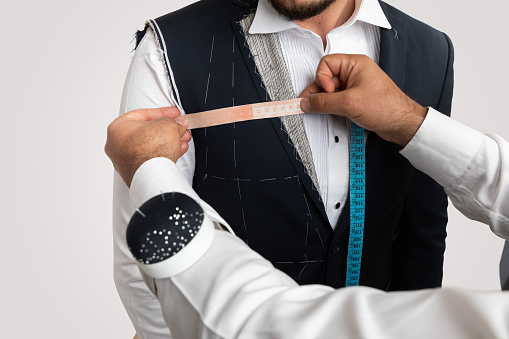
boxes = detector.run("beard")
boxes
[268,0,337,21]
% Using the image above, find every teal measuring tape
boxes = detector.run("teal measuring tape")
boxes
[346,122,366,287]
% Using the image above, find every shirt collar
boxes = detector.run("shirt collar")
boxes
[249,0,391,34]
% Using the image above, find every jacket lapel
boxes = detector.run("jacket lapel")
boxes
[231,10,329,223]
[230,2,269,103]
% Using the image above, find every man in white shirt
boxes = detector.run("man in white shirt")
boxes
[105,54,508,339]
[116,0,454,336]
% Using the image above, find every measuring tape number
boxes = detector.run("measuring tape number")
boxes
[346,122,366,287]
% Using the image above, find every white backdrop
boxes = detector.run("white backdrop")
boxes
[1,0,507,337]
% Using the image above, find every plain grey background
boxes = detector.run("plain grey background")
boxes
[1,0,507,337]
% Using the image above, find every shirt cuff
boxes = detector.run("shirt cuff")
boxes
[130,157,233,232]
[400,108,484,188]
[130,157,200,208]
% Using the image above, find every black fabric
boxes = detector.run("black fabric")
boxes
[135,29,146,49]
[146,0,454,290]
[126,193,204,265]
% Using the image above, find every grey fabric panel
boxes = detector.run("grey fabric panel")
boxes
[238,14,321,197]
[501,241,509,290]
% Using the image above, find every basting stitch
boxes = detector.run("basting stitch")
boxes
[232,62,235,88]
[299,259,318,264]
[315,228,326,253]
[284,175,298,180]
[302,194,312,219]
[305,222,309,247]
[236,178,242,200]
[194,173,208,189]
[209,36,215,62]
[204,36,215,104]
[298,253,309,280]
[234,140,237,167]
[205,72,211,104]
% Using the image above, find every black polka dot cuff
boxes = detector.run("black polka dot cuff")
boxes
[126,192,214,278]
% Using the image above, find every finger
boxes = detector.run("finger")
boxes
[315,72,337,93]
[181,129,192,143]
[315,54,346,93]
[299,81,323,97]
[180,140,189,158]
[300,74,342,98]
[125,107,181,122]
[316,54,369,92]
[336,55,373,90]
[331,75,341,91]
[174,115,189,129]
[174,115,190,140]
[300,91,351,115]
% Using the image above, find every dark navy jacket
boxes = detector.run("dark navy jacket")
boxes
[140,0,453,291]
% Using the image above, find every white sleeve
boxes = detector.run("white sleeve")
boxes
[129,157,509,339]
[152,229,509,339]
[113,29,195,339]
[401,108,509,240]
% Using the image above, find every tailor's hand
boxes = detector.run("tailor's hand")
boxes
[300,54,428,146]
[105,107,191,187]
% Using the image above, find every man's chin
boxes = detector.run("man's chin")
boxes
[268,0,337,21]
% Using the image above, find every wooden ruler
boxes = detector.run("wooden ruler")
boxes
[186,98,303,129]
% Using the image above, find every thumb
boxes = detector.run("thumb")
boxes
[126,107,181,122]
[301,91,351,116]
[174,115,189,135]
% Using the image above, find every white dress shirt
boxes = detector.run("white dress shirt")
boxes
[114,1,391,337]
[249,0,390,225]
[130,109,509,339]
